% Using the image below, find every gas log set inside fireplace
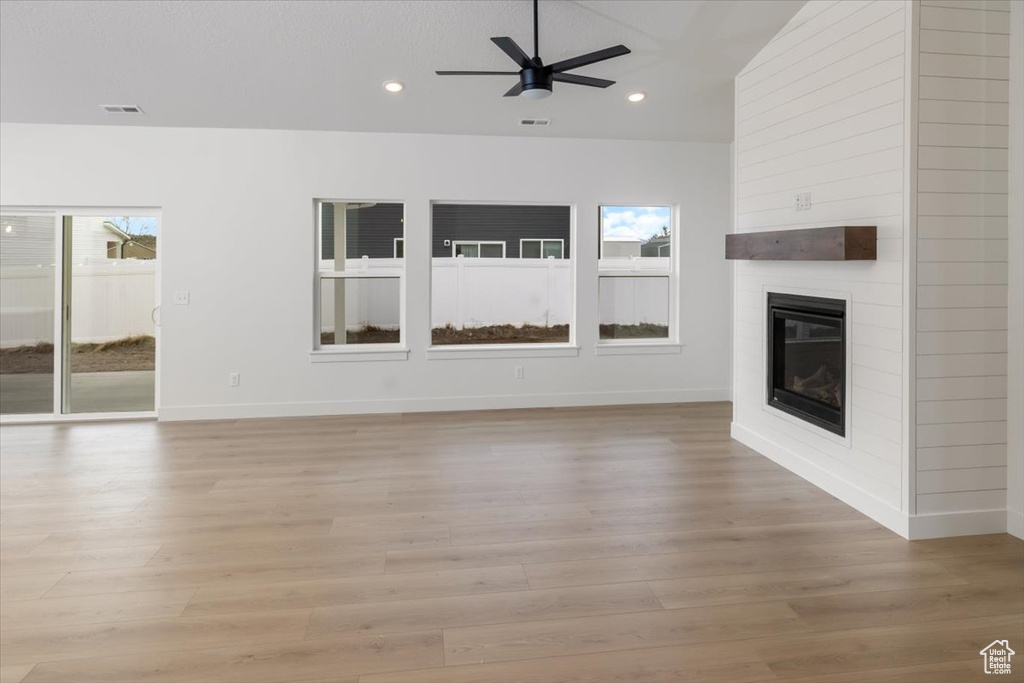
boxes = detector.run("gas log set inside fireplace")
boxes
[767,292,846,436]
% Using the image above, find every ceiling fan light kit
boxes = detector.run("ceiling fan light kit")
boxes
[436,0,630,100]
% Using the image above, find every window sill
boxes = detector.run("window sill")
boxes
[310,347,410,363]
[595,342,682,356]
[426,344,580,360]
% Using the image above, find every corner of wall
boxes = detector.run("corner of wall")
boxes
[1007,0,1024,540]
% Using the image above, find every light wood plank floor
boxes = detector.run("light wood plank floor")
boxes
[0,402,1020,682]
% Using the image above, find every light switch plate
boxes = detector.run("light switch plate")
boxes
[173,291,190,305]
[795,192,812,211]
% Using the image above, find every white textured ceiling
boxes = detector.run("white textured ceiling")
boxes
[0,0,803,142]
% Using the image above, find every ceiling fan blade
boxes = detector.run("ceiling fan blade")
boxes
[552,73,615,88]
[436,70,520,76]
[491,37,535,69]
[549,45,631,73]
[503,82,524,97]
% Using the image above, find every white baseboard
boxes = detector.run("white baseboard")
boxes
[159,388,731,422]
[731,422,910,538]
[731,422,1016,540]
[907,509,1008,540]
[1008,510,1024,540]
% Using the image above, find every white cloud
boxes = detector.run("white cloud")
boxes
[601,206,670,241]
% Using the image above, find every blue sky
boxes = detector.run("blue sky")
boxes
[601,206,671,241]
[105,216,158,236]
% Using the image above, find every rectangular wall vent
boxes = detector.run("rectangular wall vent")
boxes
[101,105,144,114]
[519,118,550,127]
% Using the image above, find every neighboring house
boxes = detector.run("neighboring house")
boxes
[641,234,671,257]
[321,203,571,259]
[108,232,157,260]
[0,216,135,266]
[601,235,642,258]
[321,203,404,260]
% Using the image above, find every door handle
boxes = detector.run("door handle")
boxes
[151,305,161,327]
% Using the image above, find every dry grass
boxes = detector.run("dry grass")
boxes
[2,341,55,355]
[320,327,401,345]
[599,323,669,339]
[90,334,154,352]
[432,323,570,345]
[0,336,155,374]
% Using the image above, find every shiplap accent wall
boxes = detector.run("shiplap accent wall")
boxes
[914,0,1011,521]
[732,0,909,527]
[733,0,1016,538]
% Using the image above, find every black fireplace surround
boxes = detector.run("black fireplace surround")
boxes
[767,292,846,436]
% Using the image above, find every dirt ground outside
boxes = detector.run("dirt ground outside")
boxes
[321,324,669,346]
[0,336,155,374]
[598,323,669,340]
[432,324,570,345]
[320,327,401,345]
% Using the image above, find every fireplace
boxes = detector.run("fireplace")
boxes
[767,292,846,436]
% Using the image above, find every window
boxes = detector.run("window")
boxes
[453,241,505,258]
[598,206,673,341]
[520,239,564,259]
[432,203,572,346]
[316,201,404,348]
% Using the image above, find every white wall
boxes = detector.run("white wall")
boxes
[731,0,911,534]
[914,0,1012,533]
[1007,0,1023,540]
[0,124,732,419]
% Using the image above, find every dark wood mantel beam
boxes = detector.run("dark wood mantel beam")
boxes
[726,226,877,261]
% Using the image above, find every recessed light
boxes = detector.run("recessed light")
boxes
[383,80,405,93]
[4,225,12,233]
[627,92,646,103]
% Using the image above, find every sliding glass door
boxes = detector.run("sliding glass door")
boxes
[0,214,57,415]
[0,211,158,418]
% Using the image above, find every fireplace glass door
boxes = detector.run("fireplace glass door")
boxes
[767,293,845,436]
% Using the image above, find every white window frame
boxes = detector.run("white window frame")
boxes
[312,199,407,361]
[393,237,404,258]
[451,240,506,258]
[427,201,579,359]
[597,204,679,350]
[519,238,564,259]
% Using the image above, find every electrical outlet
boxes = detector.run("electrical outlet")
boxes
[173,290,190,305]
[514,366,525,380]
[795,192,812,211]
[229,372,240,387]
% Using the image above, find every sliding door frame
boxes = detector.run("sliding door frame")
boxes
[0,205,161,424]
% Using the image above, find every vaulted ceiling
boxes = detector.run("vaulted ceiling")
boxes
[0,0,804,142]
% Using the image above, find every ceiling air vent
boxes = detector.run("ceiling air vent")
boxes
[100,105,144,114]
[519,118,551,127]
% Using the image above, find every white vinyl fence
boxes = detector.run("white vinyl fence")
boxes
[1,260,156,347]
[432,258,571,329]
[320,258,669,332]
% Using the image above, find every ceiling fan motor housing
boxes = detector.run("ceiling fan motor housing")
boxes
[521,67,553,96]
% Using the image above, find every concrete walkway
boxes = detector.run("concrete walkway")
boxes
[0,371,154,414]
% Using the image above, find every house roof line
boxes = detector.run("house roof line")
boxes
[101,221,131,242]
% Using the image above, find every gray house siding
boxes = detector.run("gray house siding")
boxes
[640,235,671,257]
[431,204,570,258]
[320,203,571,259]
[321,203,404,260]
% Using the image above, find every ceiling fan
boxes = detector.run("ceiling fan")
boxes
[436,0,630,100]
